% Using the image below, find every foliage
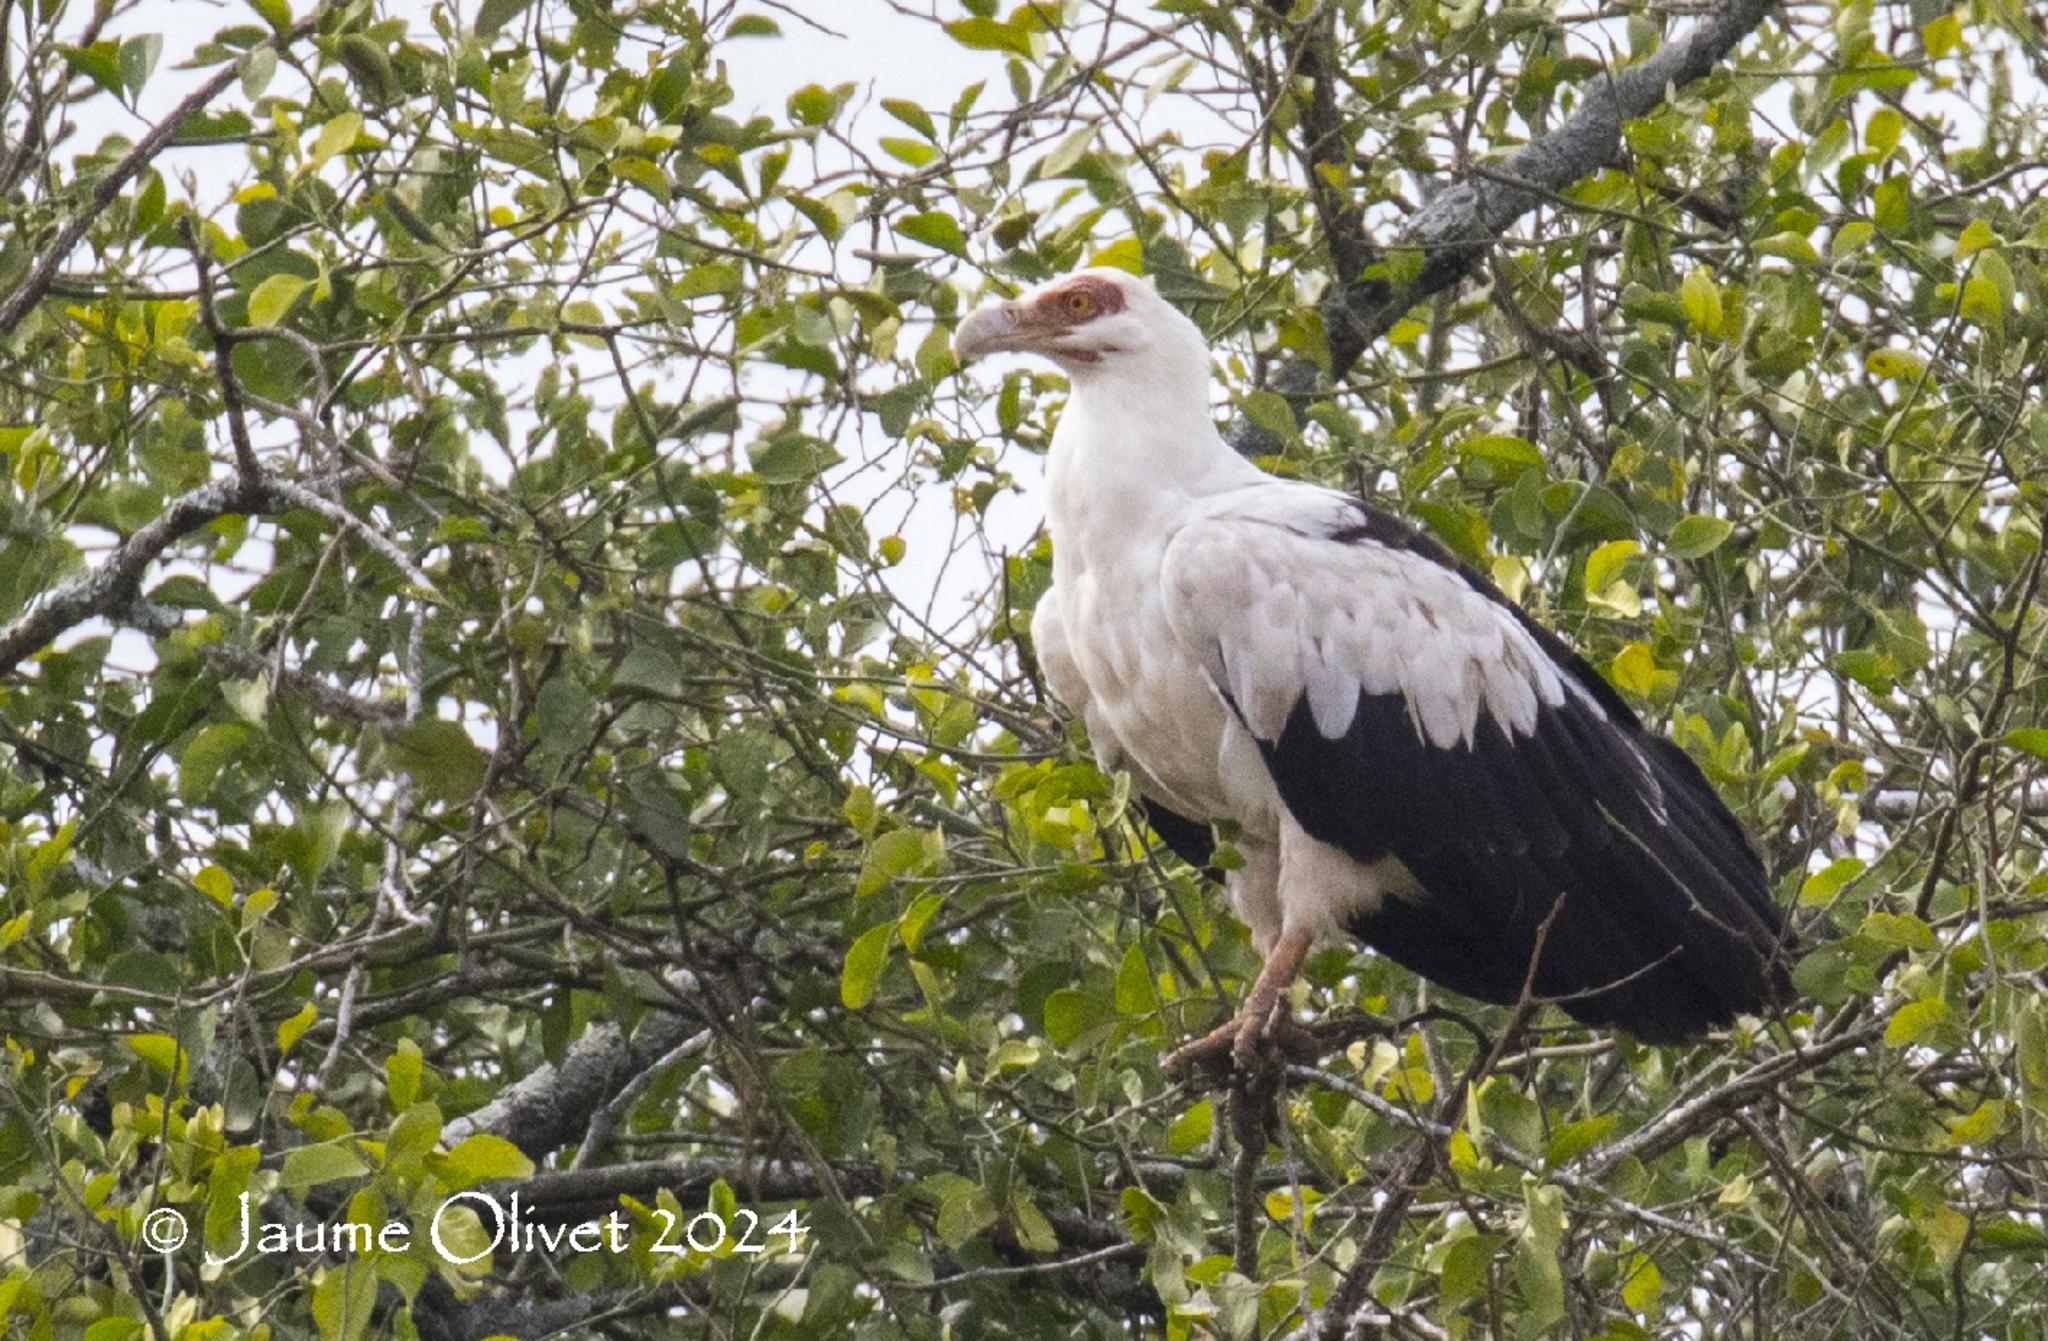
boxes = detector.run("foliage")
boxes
[1,0,2046,1338]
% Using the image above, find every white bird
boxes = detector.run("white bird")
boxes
[953,267,1790,1070]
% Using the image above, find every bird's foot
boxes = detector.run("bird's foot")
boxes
[1162,996,1317,1082]
[1164,930,1318,1083]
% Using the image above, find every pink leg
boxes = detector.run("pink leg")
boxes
[1163,929,1314,1076]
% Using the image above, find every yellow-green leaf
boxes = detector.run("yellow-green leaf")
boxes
[1680,267,1723,338]
[1756,231,1820,266]
[386,1038,423,1111]
[1611,643,1659,698]
[1949,1099,2006,1146]
[281,1141,368,1189]
[308,112,362,172]
[246,273,308,328]
[2007,728,2048,761]
[1865,347,1926,381]
[1885,997,1949,1048]
[1800,857,1865,905]
[440,1133,535,1187]
[127,1033,185,1080]
[1667,513,1734,558]
[840,921,894,1009]
[1622,1254,1664,1313]
[193,863,234,908]
[1861,910,1936,951]
[1584,539,1639,593]
[277,1001,318,1055]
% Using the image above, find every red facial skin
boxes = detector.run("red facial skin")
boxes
[1026,275,1127,361]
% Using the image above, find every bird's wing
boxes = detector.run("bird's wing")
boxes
[1033,583,1215,870]
[1160,486,1789,1041]
[1029,583,1092,721]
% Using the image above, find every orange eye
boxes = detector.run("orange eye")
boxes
[1062,290,1096,318]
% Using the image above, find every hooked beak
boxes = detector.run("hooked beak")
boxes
[952,301,1038,363]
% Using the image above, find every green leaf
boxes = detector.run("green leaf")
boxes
[1038,125,1095,177]
[386,1039,423,1111]
[880,137,937,168]
[439,1133,535,1186]
[943,17,1035,57]
[1088,237,1143,275]
[1667,513,1734,558]
[856,827,936,898]
[127,1034,185,1081]
[308,112,362,171]
[881,98,935,139]
[1756,231,1820,266]
[1885,997,1949,1048]
[387,720,488,804]
[1860,910,1936,951]
[1512,1232,1566,1328]
[788,83,841,126]
[1113,941,1152,1016]
[1544,1114,1617,1165]
[933,1177,997,1248]
[311,1261,376,1341]
[1873,174,1910,232]
[1949,1099,2006,1146]
[179,722,255,804]
[281,1142,369,1190]
[1864,347,1927,381]
[1680,267,1723,338]
[1440,1234,1496,1304]
[1041,988,1102,1046]
[1240,389,1296,442]
[1167,1100,1213,1154]
[277,1002,318,1055]
[1622,1254,1664,1313]
[193,864,234,908]
[1461,433,1544,476]
[2006,728,2048,761]
[898,212,966,256]
[624,767,693,859]
[898,891,944,952]
[748,432,835,484]
[1610,643,1662,699]
[119,33,161,98]
[59,42,124,99]
[1978,1219,2048,1253]
[1800,857,1866,905]
[840,922,894,1009]
[246,273,309,327]
[246,0,292,30]
[474,0,536,37]
[1584,539,1639,592]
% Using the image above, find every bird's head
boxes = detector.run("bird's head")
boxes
[952,267,1208,387]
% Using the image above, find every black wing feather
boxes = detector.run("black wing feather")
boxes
[1136,795,1217,875]
[1255,505,1792,1043]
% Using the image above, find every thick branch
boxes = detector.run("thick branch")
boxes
[0,474,284,677]
[1233,0,1779,455]
[1336,0,1776,364]
[440,1010,704,1160]
[1582,1019,1883,1177]
[1871,784,2048,820]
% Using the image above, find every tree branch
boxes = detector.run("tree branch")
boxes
[0,5,333,336]
[1232,0,1779,452]
[0,474,284,677]
[440,1009,706,1160]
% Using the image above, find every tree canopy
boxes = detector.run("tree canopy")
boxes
[2,0,2046,1338]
